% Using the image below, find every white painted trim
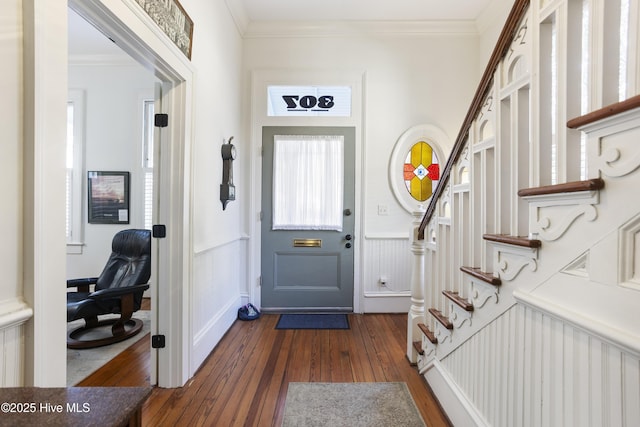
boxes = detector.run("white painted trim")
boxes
[0,299,33,331]
[363,291,411,298]
[194,234,250,256]
[243,20,479,39]
[191,297,240,375]
[514,289,640,357]
[68,54,138,66]
[364,233,409,240]
[423,359,490,427]
[389,124,452,214]
[22,0,69,387]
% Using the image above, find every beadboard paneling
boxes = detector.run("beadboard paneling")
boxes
[363,236,411,294]
[441,304,640,427]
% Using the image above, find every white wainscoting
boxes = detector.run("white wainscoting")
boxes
[0,298,33,386]
[191,238,246,375]
[362,235,412,312]
[431,304,640,427]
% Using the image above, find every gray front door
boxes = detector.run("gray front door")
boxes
[261,126,355,311]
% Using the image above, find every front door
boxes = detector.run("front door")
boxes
[261,126,355,311]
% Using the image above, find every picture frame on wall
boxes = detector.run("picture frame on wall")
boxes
[134,0,194,59]
[88,171,130,224]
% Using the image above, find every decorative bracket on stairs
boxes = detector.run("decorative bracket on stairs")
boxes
[429,308,453,344]
[484,234,540,281]
[518,179,604,242]
[461,267,501,308]
[443,291,473,328]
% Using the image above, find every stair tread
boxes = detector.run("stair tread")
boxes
[428,308,453,330]
[517,178,604,198]
[460,266,502,286]
[412,341,424,355]
[418,323,438,344]
[483,234,541,248]
[443,291,474,311]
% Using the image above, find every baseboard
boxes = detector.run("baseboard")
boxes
[191,296,240,375]
[423,359,489,427]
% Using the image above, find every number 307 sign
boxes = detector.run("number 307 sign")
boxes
[267,86,352,117]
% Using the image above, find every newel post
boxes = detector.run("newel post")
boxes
[407,206,426,363]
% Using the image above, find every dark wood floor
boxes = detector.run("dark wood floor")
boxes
[77,311,451,426]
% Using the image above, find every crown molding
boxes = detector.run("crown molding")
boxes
[224,0,250,36]
[242,20,479,39]
[68,53,139,66]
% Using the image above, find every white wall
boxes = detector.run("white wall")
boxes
[180,0,246,373]
[243,28,481,311]
[67,61,156,279]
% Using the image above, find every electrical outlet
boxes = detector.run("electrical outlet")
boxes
[378,204,388,216]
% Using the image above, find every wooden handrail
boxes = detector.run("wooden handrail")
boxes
[418,0,530,240]
[567,94,640,129]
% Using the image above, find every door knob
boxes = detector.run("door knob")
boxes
[344,209,352,216]
[345,243,352,249]
[345,234,352,241]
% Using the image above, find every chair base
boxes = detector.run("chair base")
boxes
[67,318,144,349]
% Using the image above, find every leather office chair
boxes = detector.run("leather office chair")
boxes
[67,229,151,349]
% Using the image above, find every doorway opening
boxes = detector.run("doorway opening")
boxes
[66,6,160,386]
[67,0,193,388]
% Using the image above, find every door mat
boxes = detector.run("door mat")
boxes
[282,382,426,426]
[275,313,349,330]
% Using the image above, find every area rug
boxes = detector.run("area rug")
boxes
[66,310,151,386]
[276,313,349,330]
[281,382,426,427]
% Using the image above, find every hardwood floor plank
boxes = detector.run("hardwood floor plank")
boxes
[78,313,451,426]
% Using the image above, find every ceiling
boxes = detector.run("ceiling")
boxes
[238,0,494,22]
[69,0,497,57]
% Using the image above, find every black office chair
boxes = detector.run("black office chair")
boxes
[67,229,151,349]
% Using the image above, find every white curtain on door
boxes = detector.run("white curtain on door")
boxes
[272,135,344,231]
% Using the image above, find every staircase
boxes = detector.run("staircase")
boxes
[406,0,640,425]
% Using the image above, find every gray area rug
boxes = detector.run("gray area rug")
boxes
[66,310,151,386]
[282,382,426,427]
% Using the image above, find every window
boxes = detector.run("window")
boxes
[66,90,85,252]
[272,135,344,231]
[142,100,154,230]
[388,124,449,213]
[403,141,440,202]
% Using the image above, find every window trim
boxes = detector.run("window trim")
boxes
[67,89,86,253]
[388,124,450,214]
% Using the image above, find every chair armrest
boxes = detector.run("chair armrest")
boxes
[67,277,99,291]
[88,283,150,300]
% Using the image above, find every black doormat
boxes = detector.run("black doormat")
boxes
[276,314,350,330]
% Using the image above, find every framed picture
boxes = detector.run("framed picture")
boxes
[88,171,130,224]
[134,0,194,59]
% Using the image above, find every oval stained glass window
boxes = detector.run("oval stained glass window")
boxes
[403,141,440,201]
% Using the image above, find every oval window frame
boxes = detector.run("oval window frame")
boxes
[388,124,450,213]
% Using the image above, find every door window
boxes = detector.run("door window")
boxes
[272,135,344,231]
